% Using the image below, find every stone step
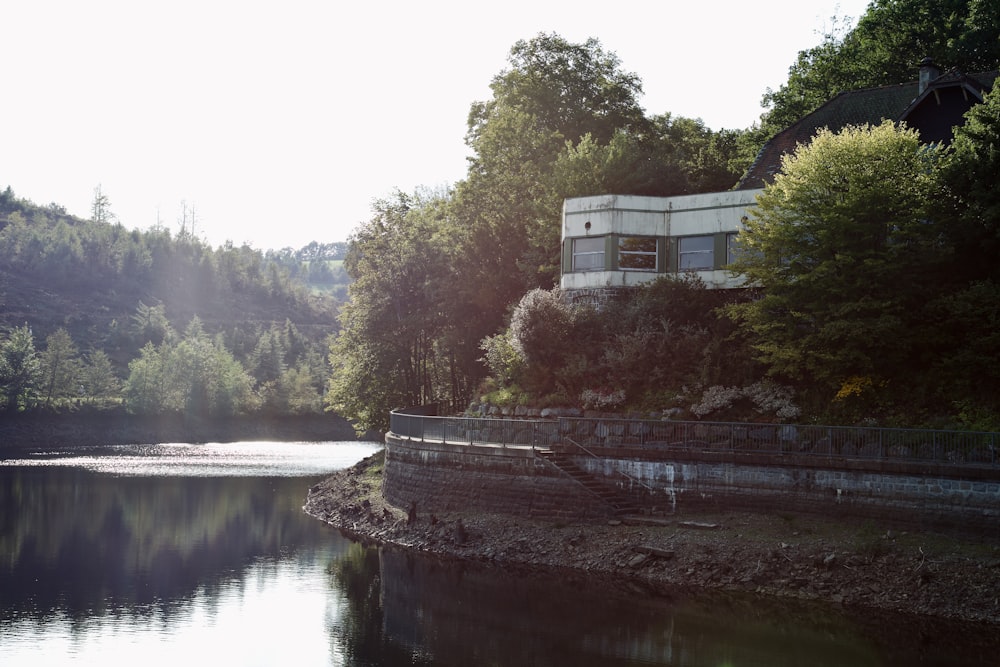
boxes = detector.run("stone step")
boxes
[539,448,640,516]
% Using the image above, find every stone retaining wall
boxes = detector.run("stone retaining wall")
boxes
[384,434,1000,536]
[577,455,1000,536]
[383,436,610,519]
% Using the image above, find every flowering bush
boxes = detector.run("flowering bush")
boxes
[689,381,800,421]
[689,385,742,417]
[745,380,801,420]
[580,388,626,411]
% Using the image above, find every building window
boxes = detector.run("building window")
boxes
[726,232,742,265]
[727,231,761,265]
[678,235,714,271]
[572,237,605,272]
[618,237,657,271]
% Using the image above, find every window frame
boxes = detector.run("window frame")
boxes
[677,235,715,271]
[571,236,606,272]
[617,236,658,271]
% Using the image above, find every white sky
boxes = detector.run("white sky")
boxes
[2,0,872,251]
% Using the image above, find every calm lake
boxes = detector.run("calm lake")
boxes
[1,441,996,666]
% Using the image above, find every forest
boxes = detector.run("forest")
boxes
[0,188,349,418]
[325,0,1000,432]
[3,0,1000,433]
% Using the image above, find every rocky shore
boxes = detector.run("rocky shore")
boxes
[305,451,1000,627]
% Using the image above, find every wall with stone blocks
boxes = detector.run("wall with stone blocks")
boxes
[578,456,1000,536]
[384,436,611,519]
[385,435,1000,535]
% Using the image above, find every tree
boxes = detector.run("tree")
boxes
[928,84,1000,418]
[38,328,81,409]
[123,342,169,414]
[130,301,173,345]
[90,184,115,225]
[727,122,947,415]
[466,33,647,153]
[747,0,1000,170]
[459,33,650,289]
[325,191,460,431]
[249,325,287,385]
[939,84,1000,283]
[124,318,256,416]
[80,349,121,408]
[507,289,574,390]
[0,325,41,411]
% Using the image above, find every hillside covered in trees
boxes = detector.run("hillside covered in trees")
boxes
[4,0,999,435]
[0,188,349,418]
[326,0,1000,432]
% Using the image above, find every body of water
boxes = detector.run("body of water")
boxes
[1,441,996,666]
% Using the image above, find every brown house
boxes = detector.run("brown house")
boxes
[738,59,998,190]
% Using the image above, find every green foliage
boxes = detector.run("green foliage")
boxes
[123,317,257,416]
[131,301,174,346]
[122,343,165,414]
[458,32,738,294]
[939,84,1000,283]
[0,325,41,411]
[747,0,1000,167]
[79,350,120,408]
[479,332,523,387]
[324,32,745,429]
[0,185,336,418]
[479,277,755,414]
[726,122,972,420]
[467,33,647,151]
[508,289,573,367]
[38,328,82,409]
[325,191,469,432]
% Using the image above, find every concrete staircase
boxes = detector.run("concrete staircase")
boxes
[538,449,640,516]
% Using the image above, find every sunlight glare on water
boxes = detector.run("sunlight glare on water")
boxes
[6,554,338,667]
[0,440,383,476]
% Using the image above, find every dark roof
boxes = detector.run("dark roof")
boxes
[738,69,998,190]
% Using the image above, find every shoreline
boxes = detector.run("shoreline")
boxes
[305,451,1000,627]
[0,410,365,447]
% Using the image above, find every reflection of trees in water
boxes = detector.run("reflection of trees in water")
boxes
[333,546,956,667]
[326,542,434,666]
[0,468,323,619]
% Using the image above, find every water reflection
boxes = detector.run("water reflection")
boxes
[0,468,331,620]
[326,545,883,667]
[2,443,997,666]
[329,544,1000,667]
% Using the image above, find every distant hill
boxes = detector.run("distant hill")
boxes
[0,185,349,372]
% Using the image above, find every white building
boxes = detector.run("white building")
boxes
[560,188,762,301]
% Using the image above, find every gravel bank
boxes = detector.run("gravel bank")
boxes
[304,451,1000,627]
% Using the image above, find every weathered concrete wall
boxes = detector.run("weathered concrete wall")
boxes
[580,455,1000,535]
[384,435,611,519]
[385,434,1000,535]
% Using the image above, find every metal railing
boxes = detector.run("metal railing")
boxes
[389,409,1000,468]
[389,410,560,450]
[557,418,999,467]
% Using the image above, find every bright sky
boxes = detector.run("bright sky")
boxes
[3,0,872,251]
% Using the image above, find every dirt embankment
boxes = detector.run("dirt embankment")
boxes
[305,451,1000,627]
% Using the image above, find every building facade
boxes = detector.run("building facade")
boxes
[559,60,996,303]
[559,188,762,300]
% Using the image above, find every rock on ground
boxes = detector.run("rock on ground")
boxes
[304,451,1000,626]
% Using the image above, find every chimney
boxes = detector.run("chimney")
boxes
[919,57,941,94]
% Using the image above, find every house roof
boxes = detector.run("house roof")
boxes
[738,68,998,190]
